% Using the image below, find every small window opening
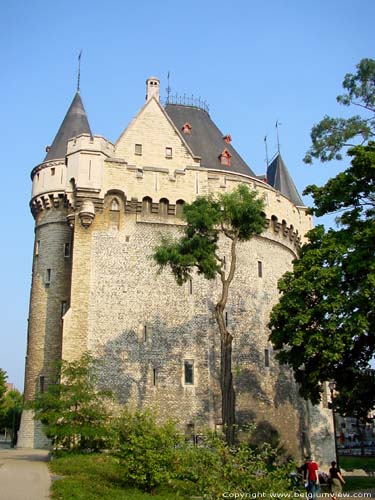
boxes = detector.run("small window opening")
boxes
[111,198,120,211]
[165,147,173,158]
[39,375,45,393]
[61,301,67,317]
[225,311,229,327]
[258,261,263,278]
[45,268,51,284]
[264,349,270,367]
[223,256,226,271]
[144,325,148,342]
[184,360,194,385]
[153,368,157,386]
[135,143,142,155]
[64,242,70,258]
[36,173,40,181]
[51,167,56,176]
[35,240,40,256]
[189,279,193,295]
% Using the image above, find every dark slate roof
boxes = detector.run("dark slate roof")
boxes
[165,104,255,177]
[44,92,92,162]
[267,154,304,206]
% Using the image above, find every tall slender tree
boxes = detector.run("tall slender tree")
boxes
[153,184,266,444]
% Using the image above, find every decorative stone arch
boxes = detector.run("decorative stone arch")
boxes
[159,198,169,217]
[104,189,126,229]
[142,196,153,214]
[175,199,185,217]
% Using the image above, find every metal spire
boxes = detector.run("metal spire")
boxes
[275,120,282,154]
[166,71,171,104]
[77,50,82,92]
[264,134,269,168]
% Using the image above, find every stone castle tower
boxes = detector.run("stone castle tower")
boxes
[18,77,335,462]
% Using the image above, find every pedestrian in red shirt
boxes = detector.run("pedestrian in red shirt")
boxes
[306,457,320,500]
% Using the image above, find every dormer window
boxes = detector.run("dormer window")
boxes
[182,122,192,134]
[223,134,232,144]
[219,149,232,167]
[165,147,173,158]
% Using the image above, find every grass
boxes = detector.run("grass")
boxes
[344,476,375,492]
[340,456,375,472]
[49,453,187,499]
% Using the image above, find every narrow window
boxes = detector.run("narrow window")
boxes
[189,279,193,295]
[51,167,56,176]
[111,198,120,211]
[175,199,185,217]
[144,325,148,342]
[64,242,70,258]
[225,311,228,327]
[153,368,157,386]
[165,147,173,158]
[45,268,51,284]
[35,240,40,256]
[61,301,67,317]
[39,375,45,393]
[184,360,194,385]
[258,261,263,278]
[135,143,142,155]
[264,349,270,367]
[223,256,226,271]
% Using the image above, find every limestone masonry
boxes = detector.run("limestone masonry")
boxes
[18,77,335,464]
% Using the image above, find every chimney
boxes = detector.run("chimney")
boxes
[146,77,160,102]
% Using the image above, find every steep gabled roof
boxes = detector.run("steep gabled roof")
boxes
[267,154,304,206]
[165,104,255,177]
[44,92,92,162]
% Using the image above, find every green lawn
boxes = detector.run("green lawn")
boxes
[340,456,375,472]
[49,453,188,500]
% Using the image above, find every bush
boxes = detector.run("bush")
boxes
[114,410,182,492]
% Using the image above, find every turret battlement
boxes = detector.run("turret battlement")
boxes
[66,134,114,156]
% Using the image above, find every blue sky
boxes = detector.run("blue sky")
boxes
[1,0,373,390]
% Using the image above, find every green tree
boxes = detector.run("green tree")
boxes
[31,353,113,451]
[0,389,22,444]
[153,184,266,444]
[304,58,375,164]
[269,83,375,415]
[0,368,7,414]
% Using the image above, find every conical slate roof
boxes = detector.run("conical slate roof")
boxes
[44,92,92,162]
[267,154,304,206]
[165,104,255,177]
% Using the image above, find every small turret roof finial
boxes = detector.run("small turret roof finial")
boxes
[77,50,82,92]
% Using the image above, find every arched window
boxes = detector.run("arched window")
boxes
[175,199,185,217]
[159,198,169,216]
[142,196,152,213]
[111,198,120,211]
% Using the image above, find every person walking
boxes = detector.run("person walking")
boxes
[306,457,320,500]
[329,460,345,500]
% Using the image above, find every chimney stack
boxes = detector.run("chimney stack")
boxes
[146,77,160,102]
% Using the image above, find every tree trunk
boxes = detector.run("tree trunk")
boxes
[215,235,238,445]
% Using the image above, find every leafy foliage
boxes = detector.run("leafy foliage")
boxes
[114,410,182,492]
[31,353,114,451]
[0,388,22,439]
[269,143,375,414]
[304,59,375,163]
[0,368,7,416]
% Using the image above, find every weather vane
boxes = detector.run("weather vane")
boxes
[166,71,171,104]
[77,50,82,92]
[275,120,282,154]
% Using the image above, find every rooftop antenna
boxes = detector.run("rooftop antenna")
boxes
[264,134,269,168]
[275,120,282,154]
[77,50,82,92]
[166,71,171,104]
